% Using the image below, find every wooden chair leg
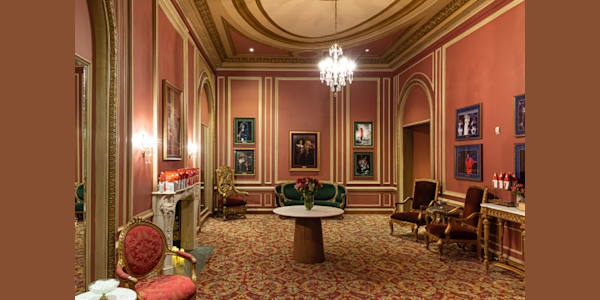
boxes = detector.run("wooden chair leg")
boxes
[438,241,444,260]
[425,234,430,250]
[413,225,419,241]
[389,221,394,235]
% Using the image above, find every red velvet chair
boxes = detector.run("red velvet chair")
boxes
[389,179,439,240]
[425,186,488,260]
[216,166,248,220]
[116,217,197,300]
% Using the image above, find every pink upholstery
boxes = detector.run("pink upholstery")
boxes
[136,275,196,300]
[124,225,165,275]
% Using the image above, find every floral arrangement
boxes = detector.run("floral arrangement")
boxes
[510,183,525,197]
[294,177,322,198]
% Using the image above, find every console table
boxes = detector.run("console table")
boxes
[152,182,200,274]
[481,203,525,276]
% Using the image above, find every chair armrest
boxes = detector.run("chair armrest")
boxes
[340,193,346,209]
[232,187,249,196]
[445,212,481,235]
[170,250,197,282]
[396,197,412,205]
[116,265,138,286]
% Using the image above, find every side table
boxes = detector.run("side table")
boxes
[75,287,137,300]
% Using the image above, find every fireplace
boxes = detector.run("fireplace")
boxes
[152,183,200,274]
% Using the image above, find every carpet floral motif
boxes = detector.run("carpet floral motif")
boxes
[195,214,525,299]
[74,219,86,294]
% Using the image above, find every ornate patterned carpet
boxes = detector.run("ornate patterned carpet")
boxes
[195,214,525,299]
[74,219,85,294]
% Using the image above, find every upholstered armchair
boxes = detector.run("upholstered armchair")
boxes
[216,166,248,220]
[425,186,488,260]
[389,179,439,240]
[74,182,84,221]
[116,217,197,300]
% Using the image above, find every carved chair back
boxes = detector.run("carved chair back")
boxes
[216,166,236,198]
[117,218,168,280]
[411,179,439,210]
[462,186,488,227]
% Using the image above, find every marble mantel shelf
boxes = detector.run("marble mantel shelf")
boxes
[152,182,200,274]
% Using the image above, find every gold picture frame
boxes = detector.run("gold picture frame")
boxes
[289,131,320,171]
[162,80,183,160]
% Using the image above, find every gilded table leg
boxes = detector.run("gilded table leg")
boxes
[483,216,489,271]
[498,219,505,263]
[521,223,526,262]
[293,218,325,264]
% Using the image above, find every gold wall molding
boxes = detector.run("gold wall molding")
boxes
[227,76,262,184]
[439,0,523,195]
[346,78,381,185]
[395,78,434,211]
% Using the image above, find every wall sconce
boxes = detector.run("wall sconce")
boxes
[187,143,198,160]
[133,132,157,164]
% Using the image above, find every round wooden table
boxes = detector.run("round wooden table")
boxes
[273,205,344,264]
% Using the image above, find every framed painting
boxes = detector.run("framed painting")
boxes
[456,103,482,140]
[353,121,374,147]
[514,94,525,136]
[233,117,255,144]
[289,131,320,171]
[353,152,374,177]
[515,143,525,185]
[234,149,255,175]
[455,144,482,181]
[162,80,183,160]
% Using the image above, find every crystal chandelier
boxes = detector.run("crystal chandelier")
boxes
[318,0,356,96]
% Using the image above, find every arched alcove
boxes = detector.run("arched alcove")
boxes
[196,74,216,229]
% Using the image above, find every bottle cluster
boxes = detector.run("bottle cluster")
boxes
[158,168,199,193]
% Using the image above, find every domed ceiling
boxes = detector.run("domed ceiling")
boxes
[181,0,486,69]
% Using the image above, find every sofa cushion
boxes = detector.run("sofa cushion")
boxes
[315,200,341,208]
[283,184,302,200]
[75,202,84,212]
[283,200,304,206]
[136,274,196,300]
[314,184,337,200]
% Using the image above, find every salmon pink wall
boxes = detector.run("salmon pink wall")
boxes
[157,8,184,173]
[200,86,209,126]
[403,86,430,125]
[230,78,261,182]
[75,0,92,61]
[132,0,154,215]
[393,1,525,261]
[412,124,431,179]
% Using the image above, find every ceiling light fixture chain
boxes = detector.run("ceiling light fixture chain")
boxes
[319,0,356,97]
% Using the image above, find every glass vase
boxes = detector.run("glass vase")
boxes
[304,194,314,210]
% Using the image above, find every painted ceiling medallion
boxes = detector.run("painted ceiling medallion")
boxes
[319,0,356,95]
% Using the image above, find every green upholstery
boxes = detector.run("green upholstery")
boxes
[274,182,346,209]
[75,183,85,214]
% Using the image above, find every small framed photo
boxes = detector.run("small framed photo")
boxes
[515,143,525,185]
[353,152,374,177]
[162,80,183,160]
[514,94,525,136]
[455,144,482,181]
[354,121,374,147]
[456,103,482,140]
[233,149,255,175]
[289,131,320,171]
[234,118,255,144]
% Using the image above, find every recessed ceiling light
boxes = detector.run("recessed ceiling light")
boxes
[364,48,370,53]
[249,48,254,52]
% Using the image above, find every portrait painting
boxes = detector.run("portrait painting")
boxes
[456,104,482,140]
[162,80,183,160]
[515,143,525,185]
[354,122,373,147]
[234,149,255,175]
[455,144,482,181]
[353,152,374,177]
[515,94,525,136]
[289,131,320,171]
[234,118,255,144]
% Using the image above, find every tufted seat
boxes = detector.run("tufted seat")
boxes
[136,274,196,300]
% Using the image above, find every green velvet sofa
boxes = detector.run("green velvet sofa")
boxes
[274,182,346,209]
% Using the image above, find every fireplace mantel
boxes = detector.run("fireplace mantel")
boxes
[152,182,200,274]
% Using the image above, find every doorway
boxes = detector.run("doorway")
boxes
[402,122,431,202]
